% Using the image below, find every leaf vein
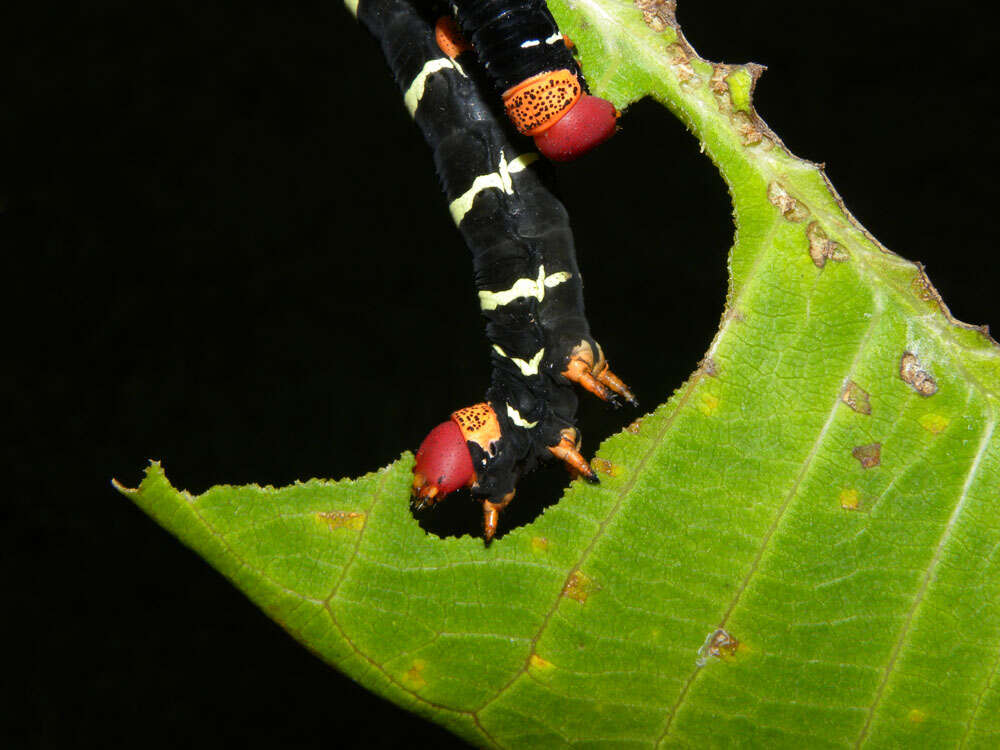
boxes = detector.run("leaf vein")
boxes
[657,302,884,745]
[854,415,998,748]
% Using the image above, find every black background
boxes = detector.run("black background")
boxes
[13,1,998,747]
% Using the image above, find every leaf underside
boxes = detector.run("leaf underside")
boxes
[117,0,1000,747]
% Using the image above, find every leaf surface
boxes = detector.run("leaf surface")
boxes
[116,0,1000,746]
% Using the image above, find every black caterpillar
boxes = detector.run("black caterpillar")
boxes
[349,0,634,540]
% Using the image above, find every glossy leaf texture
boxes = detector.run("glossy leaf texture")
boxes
[116,0,1000,746]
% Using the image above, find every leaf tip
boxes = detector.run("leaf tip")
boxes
[111,459,167,495]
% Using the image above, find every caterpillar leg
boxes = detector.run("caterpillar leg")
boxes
[562,340,637,407]
[482,491,515,543]
[547,427,599,484]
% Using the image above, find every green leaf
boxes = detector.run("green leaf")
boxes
[116,0,1000,747]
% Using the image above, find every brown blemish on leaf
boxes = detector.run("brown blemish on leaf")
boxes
[563,571,600,603]
[839,488,861,510]
[316,510,366,531]
[709,65,728,96]
[626,417,644,434]
[852,443,882,469]
[592,457,621,477]
[531,536,550,552]
[700,356,718,376]
[908,264,996,343]
[697,629,741,665]
[767,182,809,222]
[665,44,694,82]
[900,352,938,396]
[733,111,763,145]
[402,659,427,690]
[919,414,949,434]
[807,222,849,267]
[723,308,746,327]
[911,264,941,305]
[840,380,872,415]
[633,0,676,33]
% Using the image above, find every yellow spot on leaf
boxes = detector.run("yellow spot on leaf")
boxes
[563,571,600,603]
[839,489,860,510]
[919,413,949,434]
[531,536,549,552]
[529,653,554,672]
[698,392,719,416]
[402,659,427,690]
[725,68,754,113]
[592,457,620,477]
[908,708,927,724]
[316,511,366,531]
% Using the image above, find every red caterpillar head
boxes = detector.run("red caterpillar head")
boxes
[533,94,619,162]
[411,403,500,509]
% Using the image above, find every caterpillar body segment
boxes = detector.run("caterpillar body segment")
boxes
[448,0,619,160]
[354,0,633,540]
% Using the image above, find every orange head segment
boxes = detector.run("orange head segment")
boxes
[502,69,583,137]
[451,403,502,454]
[434,16,471,59]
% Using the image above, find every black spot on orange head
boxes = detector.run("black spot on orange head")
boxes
[502,70,582,136]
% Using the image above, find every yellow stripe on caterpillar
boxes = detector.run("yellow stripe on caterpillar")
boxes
[404,57,466,116]
[478,264,571,311]
[492,345,545,376]
[506,404,539,429]
[448,151,538,224]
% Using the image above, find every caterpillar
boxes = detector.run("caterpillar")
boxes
[349,0,634,540]
[447,0,619,161]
